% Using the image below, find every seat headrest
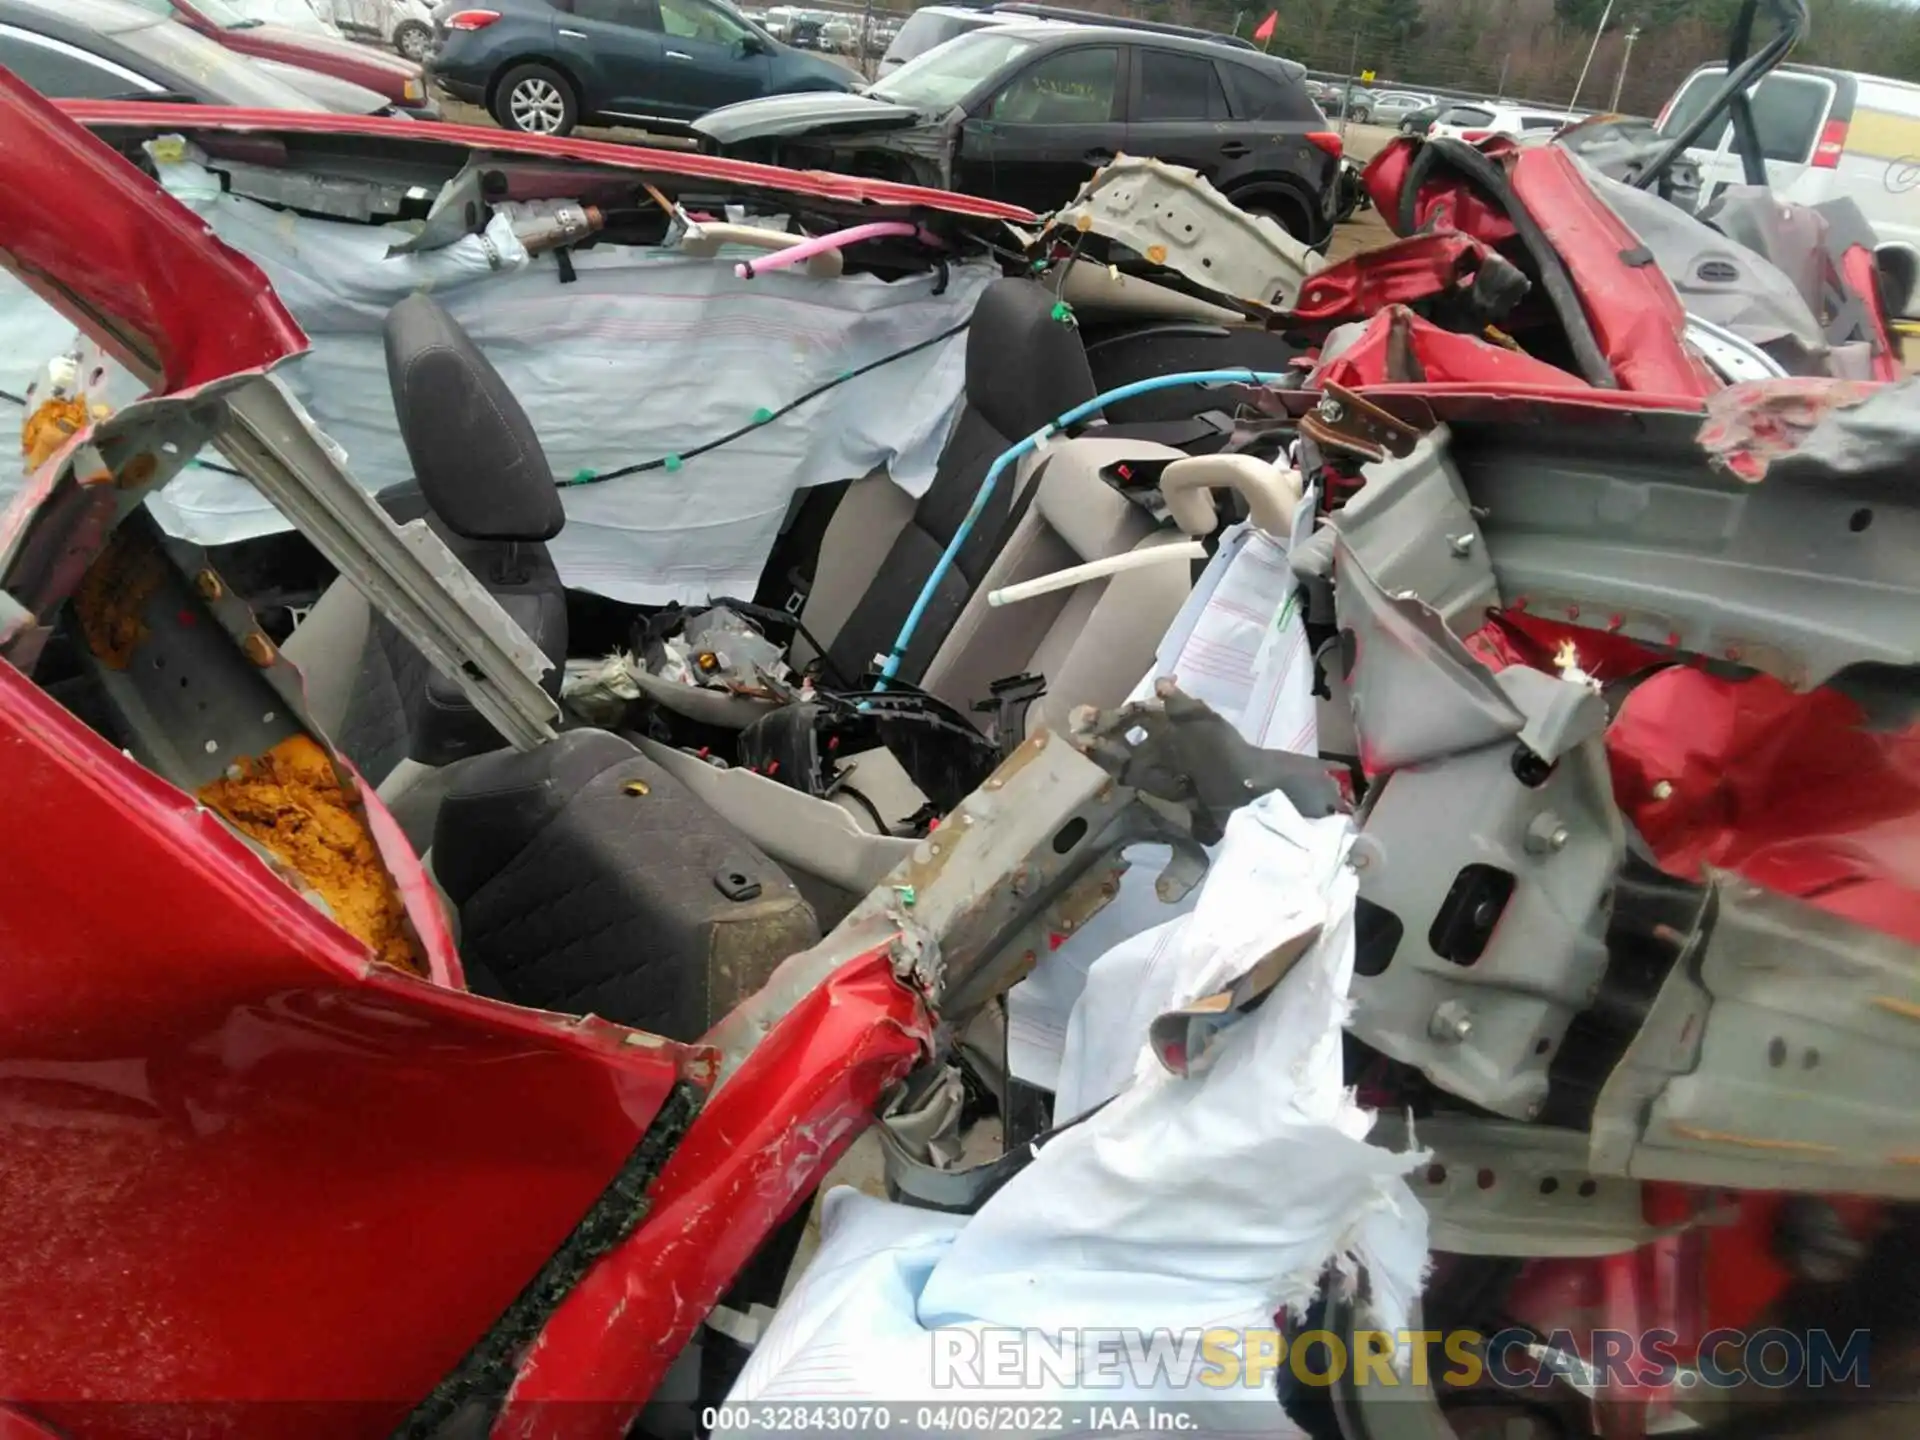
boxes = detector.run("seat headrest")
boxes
[965,279,1098,440]
[383,293,564,543]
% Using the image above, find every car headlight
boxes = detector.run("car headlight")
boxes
[404,77,424,101]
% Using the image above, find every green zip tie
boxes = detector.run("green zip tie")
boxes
[663,453,682,472]
[752,406,774,425]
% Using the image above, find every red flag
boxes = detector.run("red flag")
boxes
[1252,10,1277,42]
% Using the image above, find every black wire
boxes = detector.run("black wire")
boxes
[826,780,891,837]
[564,318,973,489]
[8,316,971,493]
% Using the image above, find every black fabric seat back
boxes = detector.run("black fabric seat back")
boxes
[433,729,821,1039]
[823,279,1098,687]
[332,296,570,783]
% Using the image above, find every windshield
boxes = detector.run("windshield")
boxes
[880,9,988,69]
[134,15,332,107]
[871,29,1037,109]
[1658,69,1835,162]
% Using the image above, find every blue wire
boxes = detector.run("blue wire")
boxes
[871,367,1290,690]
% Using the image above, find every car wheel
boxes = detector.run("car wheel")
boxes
[394,20,432,61]
[1239,194,1316,246]
[1350,107,1370,124]
[494,62,577,136]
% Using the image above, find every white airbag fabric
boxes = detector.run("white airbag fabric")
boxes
[0,151,988,604]
[727,794,1428,1432]
[1007,519,1317,1090]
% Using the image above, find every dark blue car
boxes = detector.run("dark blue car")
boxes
[427,0,850,135]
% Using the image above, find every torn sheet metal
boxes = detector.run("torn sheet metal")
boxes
[1445,392,1920,692]
[1311,425,1497,637]
[1697,374,1888,482]
[0,145,993,605]
[1589,871,1920,1198]
[1046,156,1324,312]
[0,652,712,1435]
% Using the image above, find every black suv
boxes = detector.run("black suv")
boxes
[694,23,1341,242]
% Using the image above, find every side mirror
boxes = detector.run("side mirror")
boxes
[740,32,768,55]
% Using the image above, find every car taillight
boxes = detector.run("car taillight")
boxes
[446,9,500,28]
[1305,130,1342,159]
[1813,117,1848,168]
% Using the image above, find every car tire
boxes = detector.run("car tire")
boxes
[1350,108,1370,124]
[494,62,578,136]
[394,20,432,61]
[1238,194,1317,246]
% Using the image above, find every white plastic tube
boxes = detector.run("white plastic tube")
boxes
[987,541,1206,608]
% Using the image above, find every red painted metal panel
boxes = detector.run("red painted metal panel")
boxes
[53,101,1040,224]
[0,657,711,1439]
[0,75,307,394]
[494,948,932,1439]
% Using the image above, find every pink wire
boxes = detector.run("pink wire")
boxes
[734,221,936,279]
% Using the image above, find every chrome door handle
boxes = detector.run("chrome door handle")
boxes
[666,49,692,59]
[559,27,585,37]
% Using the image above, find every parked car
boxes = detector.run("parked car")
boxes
[875,3,1006,74]
[1313,79,1368,118]
[426,0,852,135]
[115,0,428,105]
[1346,88,1433,126]
[0,0,393,110]
[878,3,1256,78]
[1399,99,1442,135]
[697,23,1343,240]
[227,0,344,35]
[1427,100,1572,142]
[318,0,437,60]
[1657,60,1920,316]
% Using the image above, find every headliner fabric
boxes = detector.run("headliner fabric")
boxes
[0,147,990,605]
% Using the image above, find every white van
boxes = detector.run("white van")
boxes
[1657,62,1920,314]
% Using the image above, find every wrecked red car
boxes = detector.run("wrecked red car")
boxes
[2,0,1917,1432]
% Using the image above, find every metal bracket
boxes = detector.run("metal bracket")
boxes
[1372,1113,1655,1257]
[1300,381,1425,463]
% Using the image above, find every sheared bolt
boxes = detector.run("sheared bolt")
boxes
[1429,1001,1474,1044]
[1525,813,1570,855]
[1651,780,1674,801]
[1317,398,1345,423]
[193,569,224,601]
[1448,534,1476,557]
[241,632,277,668]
